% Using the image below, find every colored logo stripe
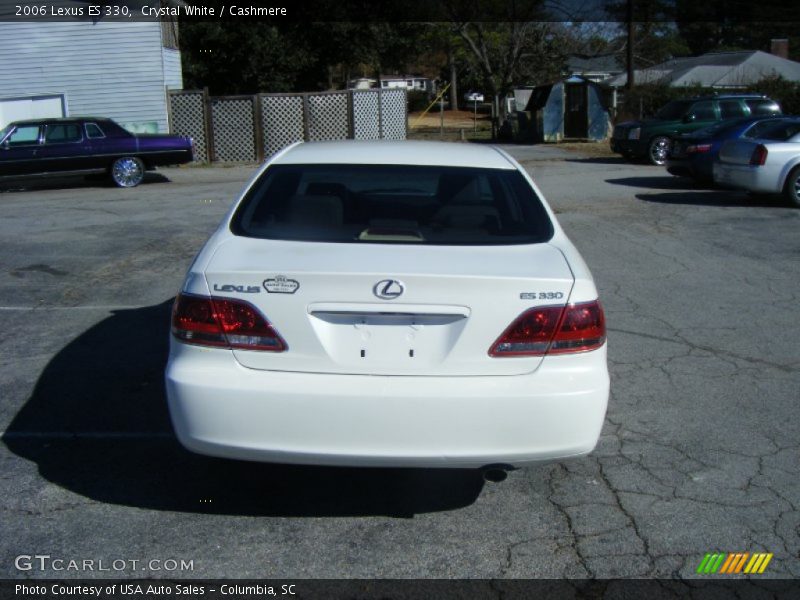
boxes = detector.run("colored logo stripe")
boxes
[745,553,773,574]
[697,553,725,574]
[697,553,773,574]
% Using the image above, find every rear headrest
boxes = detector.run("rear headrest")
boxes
[449,178,481,205]
[306,182,349,199]
[286,194,344,228]
[437,174,481,205]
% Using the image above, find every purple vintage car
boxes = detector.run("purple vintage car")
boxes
[0,117,193,188]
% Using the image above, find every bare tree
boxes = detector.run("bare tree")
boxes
[451,21,561,118]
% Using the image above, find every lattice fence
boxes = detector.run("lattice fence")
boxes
[352,91,381,140]
[168,90,208,163]
[169,88,407,163]
[307,92,350,141]
[210,97,257,162]
[260,95,304,157]
[380,89,407,140]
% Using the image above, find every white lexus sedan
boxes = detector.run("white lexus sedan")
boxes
[165,141,609,470]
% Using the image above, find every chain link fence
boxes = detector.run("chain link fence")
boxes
[169,88,407,163]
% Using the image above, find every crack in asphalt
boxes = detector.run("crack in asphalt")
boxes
[608,327,797,373]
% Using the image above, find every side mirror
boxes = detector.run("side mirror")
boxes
[683,113,696,123]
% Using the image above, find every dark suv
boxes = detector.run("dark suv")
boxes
[610,94,782,165]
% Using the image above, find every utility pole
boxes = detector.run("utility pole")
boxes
[626,0,635,90]
[440,94,444,138]
[448,46,459,111]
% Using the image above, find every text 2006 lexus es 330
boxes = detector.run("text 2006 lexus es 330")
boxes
[165,141,609,469]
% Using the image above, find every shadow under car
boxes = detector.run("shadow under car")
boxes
[0,172,169,193]
[2,300,485,518]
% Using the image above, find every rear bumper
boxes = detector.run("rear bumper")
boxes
[666,157,711,181]
[165,342,609,468]
[713,163,780,193]
[665,158,693,178]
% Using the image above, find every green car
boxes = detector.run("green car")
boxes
[610,94,781,165]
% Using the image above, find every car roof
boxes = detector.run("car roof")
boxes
[8,117,111,126]
[271,140,516,169]
[683,115,786,137]
[687,94,774,101]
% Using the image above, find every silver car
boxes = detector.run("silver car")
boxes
[714,118,800,207]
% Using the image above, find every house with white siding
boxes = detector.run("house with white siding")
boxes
[0,18,183,132]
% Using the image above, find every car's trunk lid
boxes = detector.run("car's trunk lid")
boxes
[718,139,759,165]
[204,238,575,376]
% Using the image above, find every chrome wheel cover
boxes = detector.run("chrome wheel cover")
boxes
[112,157,144,187]
[649,137,670,165]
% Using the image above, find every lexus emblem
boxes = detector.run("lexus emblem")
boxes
[373,279,404,300]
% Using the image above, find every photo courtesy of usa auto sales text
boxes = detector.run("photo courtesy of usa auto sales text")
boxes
[15,584,298,596]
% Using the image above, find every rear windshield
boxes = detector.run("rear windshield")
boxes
[691,118,749,138]
[742,118,791,139]
[757,121,800,141]
[231,164,554,245]
[745,98,781,116]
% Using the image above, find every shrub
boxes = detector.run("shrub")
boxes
[407,90,430,113]
[750,76,800,114]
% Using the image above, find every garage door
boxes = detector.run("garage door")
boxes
[0,95,65,128]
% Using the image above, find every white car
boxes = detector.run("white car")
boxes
[714,118,800,207]
[165,140,609,470]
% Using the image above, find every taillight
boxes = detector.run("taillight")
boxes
[548,301,606,355]
[687,143,712,154]
[750,144,768,166]
[172,293,286,352]
[489,301,605,357]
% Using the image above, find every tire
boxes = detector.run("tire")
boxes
[783,167,800,208]
[647,136,671,166]
[110,157,145,188]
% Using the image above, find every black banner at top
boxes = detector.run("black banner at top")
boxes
[1,0,800,23]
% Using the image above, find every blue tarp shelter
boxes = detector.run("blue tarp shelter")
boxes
[522,76,611,142]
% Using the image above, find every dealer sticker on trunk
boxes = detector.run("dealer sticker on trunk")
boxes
[263,275,300,294]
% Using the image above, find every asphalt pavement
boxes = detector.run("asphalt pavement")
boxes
[1,145,798,579]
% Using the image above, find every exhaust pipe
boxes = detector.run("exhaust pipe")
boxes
[482,465,513,483]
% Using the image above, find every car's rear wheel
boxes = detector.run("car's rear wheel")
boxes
[110,157,145,188]
[647,136,671,166]
[783,167,800,208]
